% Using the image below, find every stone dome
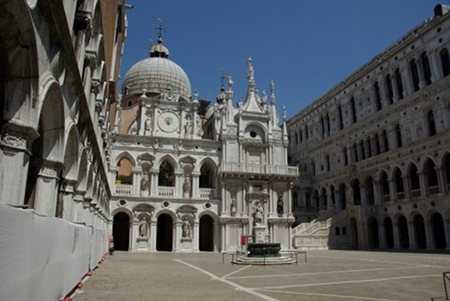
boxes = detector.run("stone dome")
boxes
[122,56,191,102]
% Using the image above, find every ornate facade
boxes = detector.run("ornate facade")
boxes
[0,0,126,300]
[110,33,298,252]
[288,4,450,250]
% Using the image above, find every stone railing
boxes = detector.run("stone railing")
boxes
[220,162,298,177]
[158,186,175,197]
[199,188,216,199]
[115,184,133,195]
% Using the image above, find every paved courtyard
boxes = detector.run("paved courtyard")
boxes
[72,250,450,301]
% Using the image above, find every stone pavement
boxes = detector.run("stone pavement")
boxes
[71,250,450,301]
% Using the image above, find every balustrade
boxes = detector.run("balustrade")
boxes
[115,184,132,195]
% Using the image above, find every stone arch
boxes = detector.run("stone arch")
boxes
[339,183,347,210]
[349,217,358,249]
[412,213,427,249]
[364,176,375,205]
[383,216,394,248]
[244,122,266,142]
[423,157,439,194]
[367,216,379,249]
[62,122,80,181]
[156,209,176,252]
[407,162,420,197]
[379,170,390,202]
[24,81,65,211]
[350,178,361,205]
[429,211,446,249]
[112,208,133,251]
[199,158,217,189]
[115,151,136,185]
[157,155,178,187]
[397,215,409,249]
[198,211,219,252]
[320,187,327,209]
[0,0,38,131]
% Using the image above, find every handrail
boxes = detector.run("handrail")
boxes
[444,271,450,300]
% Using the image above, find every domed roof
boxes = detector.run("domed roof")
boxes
[122,57,191,101]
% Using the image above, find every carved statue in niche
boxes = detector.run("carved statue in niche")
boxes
[145,117,152,134]
[139,217,148,237]
[140,172,149,191]
[230,199,236,216]
[182,218,191,238]
[277,194,284,216]
[183,177,191,198]
[252,201,264,226]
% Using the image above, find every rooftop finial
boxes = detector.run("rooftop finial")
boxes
[219,70,226,92]
[155,18,167,43]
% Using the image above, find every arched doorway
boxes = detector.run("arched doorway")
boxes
[349,218,358,249]
[398,215,409,249]
[383,217,394,248]
[157,214,173,251]
[199,215,214,251]
[413,214,427,249]
[367,217,379,249]
[113,212,130,251]
[431,212,446,249]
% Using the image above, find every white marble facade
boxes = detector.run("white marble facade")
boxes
[110,37,298,252]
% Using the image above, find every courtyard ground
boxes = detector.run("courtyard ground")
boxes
[71,250,450,301]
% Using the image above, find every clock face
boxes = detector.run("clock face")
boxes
[158,112,179,133]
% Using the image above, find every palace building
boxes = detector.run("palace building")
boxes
[109,27,297,253]
[288,4,450,251]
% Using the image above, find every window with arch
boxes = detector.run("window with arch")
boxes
[440,48,450,77]
[365,177,375,205]
[199,163,214,188]
[158,160,174,186]
[116,157,133,184]
[351,179,361,205]
[374,81,382,111]
[396,124,403,148]
[427,110,437,136]
[409,164,420,197]
[292,192,299,208]
[424,158,439,194]
[409,58,420,92]
[385,74,394,104]
[395,68,404,100]
[338,104,344,130]
[350,96,357,123]
[394,168,405,199]
[421,52,432,85]
[380,171,390,202]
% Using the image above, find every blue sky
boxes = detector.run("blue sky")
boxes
[120,0,443,119]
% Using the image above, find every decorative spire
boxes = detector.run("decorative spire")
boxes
[155,18,167,43]
[227,74,233,93]
[219,71,226,92]
[216,71,227,104]
[247,57,255,90]
[270,80,276,105]
[150,19,169,58]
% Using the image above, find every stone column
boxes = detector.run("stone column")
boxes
[425,220,435,250]
[374,180,382,205]
[378,222,387,249]
[0,126,37,207]
[417,171,428,197]
[388,177,396,203]
[191,172,200,199]
[399,62,412,97]
[72,190,85,222]
[392,221,400,249]
[132,167,141,195]
[174,219,181,252]
[33,159,63,216]
[60,179,77,221]
[429,49,442,83]
[150,169,159,197]
[402,175,411,200]
[435,166,448,194]
[390,70,400,102]
[415,54,427,89]
[150,218,157,251]
[193,218,199,252]
[408,221,417,249]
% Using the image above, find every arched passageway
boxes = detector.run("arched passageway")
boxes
[398,216,409,249]
[413,214,427,249]
[383,217,394,248]
[199,215,214,251]
[157,214,173,251]
[350,218,358,249]
[113,212,130,251]
[431,212,446,249]
[367,217,379,249]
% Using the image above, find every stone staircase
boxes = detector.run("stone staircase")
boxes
[292,209,351,250]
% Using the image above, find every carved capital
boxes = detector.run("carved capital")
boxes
[74,12,92,35]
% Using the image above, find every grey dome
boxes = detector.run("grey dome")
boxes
[122,57,191,101]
